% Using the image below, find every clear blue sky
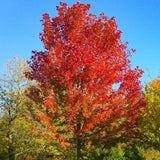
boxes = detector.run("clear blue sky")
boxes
[0,0,160,86]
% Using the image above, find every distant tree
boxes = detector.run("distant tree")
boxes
[25,2,146,159]
[0,56,61,160]
[139,77,160,148]
[0,56,30,160]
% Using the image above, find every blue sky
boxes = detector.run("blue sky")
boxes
[0,0,160,86]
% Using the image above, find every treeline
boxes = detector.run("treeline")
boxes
[0,56,160,160]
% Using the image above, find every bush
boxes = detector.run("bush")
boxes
[82,142,160,160]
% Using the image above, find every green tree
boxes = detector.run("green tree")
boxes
[139,77,160,148]
[0,56,61,160]
[0,56,30,160]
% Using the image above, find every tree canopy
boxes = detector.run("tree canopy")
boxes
[25,2,146,159]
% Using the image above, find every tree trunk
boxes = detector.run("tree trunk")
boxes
[77,138,81,160]
[9,145,15,160]
[77,123,81,160]
[8,107,15,160]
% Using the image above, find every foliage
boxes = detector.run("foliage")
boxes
[142,147,160,160]
[139,77,160,148]
[25,1,146,159]
[82,141,160,160]
[0,56,62,160]
[0,56,31,160]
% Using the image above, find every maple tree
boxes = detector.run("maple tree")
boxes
[25,2,146,159]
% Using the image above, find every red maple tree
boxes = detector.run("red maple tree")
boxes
[25,2,146,159]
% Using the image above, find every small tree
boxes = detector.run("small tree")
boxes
[25,2,146,159]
